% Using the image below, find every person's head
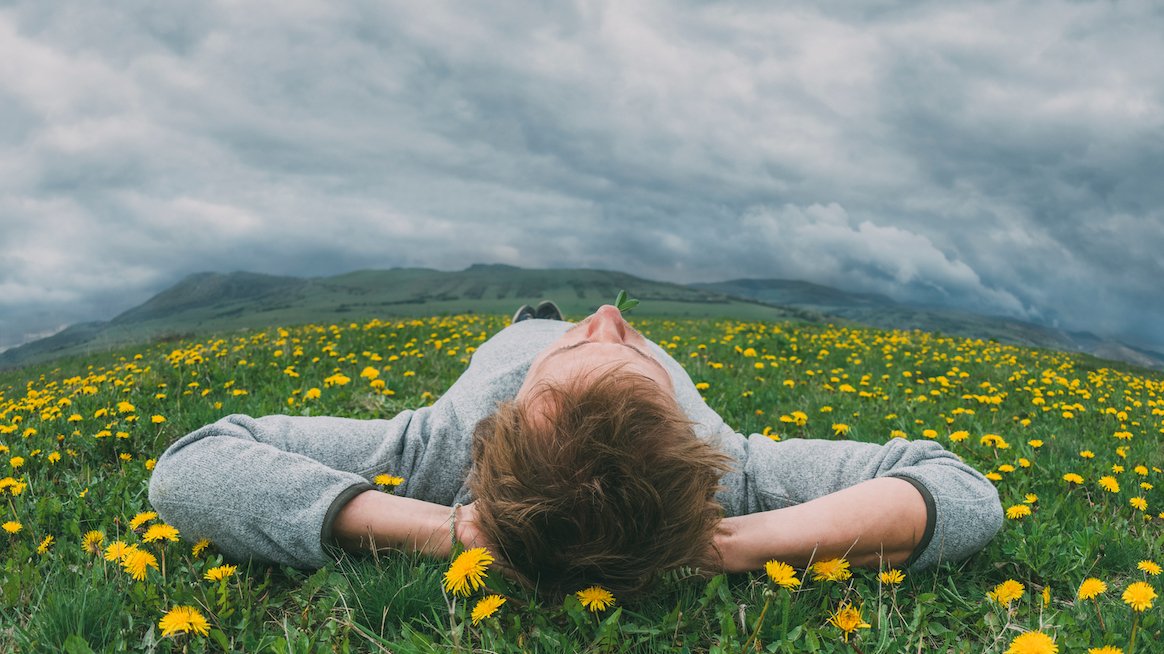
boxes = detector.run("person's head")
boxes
[469,305,732,598]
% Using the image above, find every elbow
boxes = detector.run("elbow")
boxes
[908,475,1003,570]
[951,488,1004,565]
[979,486,1005,546]
[147,445,190,528]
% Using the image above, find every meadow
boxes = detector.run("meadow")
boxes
[1,312,1161,653]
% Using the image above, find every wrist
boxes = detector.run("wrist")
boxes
[332,489,452,558]
[711,516,753,573]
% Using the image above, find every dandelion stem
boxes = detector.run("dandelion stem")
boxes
[448,596,461,653]
[1128,613,1140,654]
[741,595,771,652]
[1092,598,1105,633]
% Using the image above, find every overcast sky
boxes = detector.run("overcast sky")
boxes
[2,0,1162,352]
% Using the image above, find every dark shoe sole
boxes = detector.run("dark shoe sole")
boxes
[534,301,563,321]
[512,305,536,324]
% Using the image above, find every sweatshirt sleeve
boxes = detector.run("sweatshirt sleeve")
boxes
[148,412,417,569]
[734,436,1003,570]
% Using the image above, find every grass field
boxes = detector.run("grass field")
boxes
[1,312,1161,652]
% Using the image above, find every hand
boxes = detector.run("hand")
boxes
[454,502,517,579]
[453,502,487,549]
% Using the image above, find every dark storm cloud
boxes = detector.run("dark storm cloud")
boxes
[1,0,1162,352]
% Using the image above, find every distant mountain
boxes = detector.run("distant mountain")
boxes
[692,278,1164,371]
[4,267,1160,372]
[0,266,805,369]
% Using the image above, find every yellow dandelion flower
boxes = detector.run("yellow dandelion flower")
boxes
[1024,494,1038,504]
[988,579,1025,606]
[1003,630,1058,654]
[981,434,1008,448]
[82,530,105,554]
[1087,647,1123,654]
[470,594,507,625]
[373,474,405,487]
[1138,560,1161,576]
[1028,439,1043,448]
[1042,586,1051,606]
[1098,476,1120,493]
[142,524,180,543]
[37,534,54,554]
[104,540,136,562]
[192,538,211,557]
[1130,497,1148,511]
[831,423,850,436]
[1080,450,1095,459]
[158,605,210,637]
[1063,473,1084,484]
[204,565,237,582]
[1078,578,1107,600]
[305,387,322,400]
[1006,504,1032,519]
[827,602,871,643]
[950,430,970,442]
[130,511,158,530]
[2,521,21,534]
[998,464,1016,473]
[986,472,1003,481]
[880,569,905,585]
[576,586,616,612]
[811,558,852,582]
[442,547,493,596]
[764,560,801,589]
[121,548,159,581]
[1122,581,1156,611]
[1134,465,1148,476]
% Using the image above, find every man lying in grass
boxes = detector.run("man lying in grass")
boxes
[149,302,1002,598]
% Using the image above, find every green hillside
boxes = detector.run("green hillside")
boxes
[0,265,813,370]
[6,266,1161,373]
[694,279,1164,371]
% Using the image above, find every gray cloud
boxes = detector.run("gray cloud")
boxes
[1,0,1162,352]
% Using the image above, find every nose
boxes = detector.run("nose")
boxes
[587,305,628,342]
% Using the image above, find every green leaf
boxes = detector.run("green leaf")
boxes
[614,289,640,312]
[210,628,231,651]
[62,635,97,654]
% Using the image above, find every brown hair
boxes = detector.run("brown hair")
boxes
[469,367,732,598]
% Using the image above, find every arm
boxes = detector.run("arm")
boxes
[722,436,1002,572]
[714,476,928,572]
[148,413,425,568]
[331,492,489,559]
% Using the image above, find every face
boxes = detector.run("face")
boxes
[516,304,675,403]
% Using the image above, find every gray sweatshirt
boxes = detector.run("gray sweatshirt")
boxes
[149,319,1002,571]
